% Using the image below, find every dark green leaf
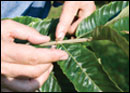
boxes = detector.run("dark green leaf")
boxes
[41,72,61,92]
[105,6,129,26]
[58,44,122,92]
[89,40,129,92]
[91,26,129,57]
[29,18,59,40]
[110,17,129,41]
[12,16,42,25]
[76,1,129,38]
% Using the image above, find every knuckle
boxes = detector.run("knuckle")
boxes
[49,52,60,62]
[68,30,74,35]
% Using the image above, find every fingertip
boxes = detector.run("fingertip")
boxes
[48,65,53,73]
[37,65,53,87]
[56,32,65,41]
[60,52,69,60]
[40,35,50,42]
[29,35,50,44]
[56,24,66,41]
[56,50,68,60]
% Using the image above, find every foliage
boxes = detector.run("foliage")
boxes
[11,1,129,92]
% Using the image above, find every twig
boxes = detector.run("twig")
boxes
[28,37,93,47]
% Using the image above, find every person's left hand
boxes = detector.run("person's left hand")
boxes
[56,1,96,40]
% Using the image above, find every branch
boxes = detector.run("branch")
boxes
[121,31,129,34]
[29,37,93,47]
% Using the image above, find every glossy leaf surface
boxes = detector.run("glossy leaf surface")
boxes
[58,44,122,92]
[76,1,129,38]
[41,72,61,92]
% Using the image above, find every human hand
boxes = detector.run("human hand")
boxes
[1,20,68,92]
[56,1,96,40]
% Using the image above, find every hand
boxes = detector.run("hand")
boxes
[56,1,96,40]
[1,20,68,92]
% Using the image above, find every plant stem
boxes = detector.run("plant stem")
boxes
[29,37,93,47]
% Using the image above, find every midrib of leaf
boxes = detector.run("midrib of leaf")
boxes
[60,44,102,92]
[105,5,129,26]
[97,59,124,92]
[93,26,129,58]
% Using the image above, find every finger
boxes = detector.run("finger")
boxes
[56,2,79,40]
[36,65,53,87]
[68,5,96,35]
[2,20,50,44]
[1,62,51,78]
[1,65,53,92]
[2,42,68,65]
[68,17,84,35]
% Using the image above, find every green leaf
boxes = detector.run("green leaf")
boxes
[29,18,59,40]
[105,5,129,26]
[89,40,129,92]
[110,17,129,41]
[76,1,129,38]
[91,26,129,57]
[41,72,61,92]
[29,19,52,35]
[58,44,122,92]
[12,16,42,25]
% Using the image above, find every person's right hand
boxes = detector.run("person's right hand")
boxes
[1,20,68,92]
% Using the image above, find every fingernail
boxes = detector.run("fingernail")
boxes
[49,65,53,73]
[57,32,65,41]
[39,35,50,41]
[60,52,69,60]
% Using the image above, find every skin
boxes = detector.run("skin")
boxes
[1,1,96,92]
[1,20,68,92]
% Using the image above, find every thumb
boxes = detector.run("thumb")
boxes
[56,2,79,40]
[2,20,50,44]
